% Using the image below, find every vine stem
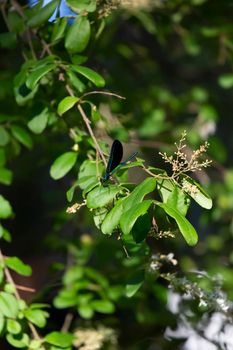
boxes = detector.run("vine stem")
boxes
[0,249,43,343]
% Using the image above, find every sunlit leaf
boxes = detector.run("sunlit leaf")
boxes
[27,108,49,134]
[57,96,79,116]
[45,331,74,347]
[72,65,105,87]
[0,195,13,219]
[50,152,78,180]
[5,256,32,276]
[86,185,120,209]
[120,200,153,235]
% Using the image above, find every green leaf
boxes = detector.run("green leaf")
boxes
[72,65,105,87]
[27,108,49,134]
[65,16,91,54]
[120,200,153,235]
[6,333,29,348]
[93,207,108,229]
[11,125,33,149]
[131,213,151,243]
[51,17,68,42]
[78,304,94,319]
[68,70,86,93]
[0,126,10,146]
[90,300,115,314]
[57,96,79,116]
[86,185,120,209]
[2,227,12,242]
[28,340,42,350]
[0,313,5,334]
[45,331,74,348]
[167,186,190,216]
[53,289,77,308]
[0,168,13,185]
[7,11,24,33]
[24,309,47,328]
[0,149,6,166]
[101,197,125,235]
[157,178,174,203]
[0,195,13,219]
[78,159,104,190]
[50,152,78,180]
[0,32,17,49]
[66,183,78,202]
[123,177,156,212]
[6,319,21,335]
[126,270,144,298]
[5,257,32,276]
[66,0,96,13]
[182,176,213,209]
[157,202,198,246]
[218,73,233,89]
[0,292,19,318]
[27,0,59,28]
[26,64,56,90]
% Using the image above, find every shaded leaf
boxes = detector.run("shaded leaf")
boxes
[26,64,56,90]
[27,0,59,28]
[11,125,33,149]
[65,16,91,54]
[51,17,67,42]
[126,270,144,298]
[157,202,198,246]
[0,127,10,146]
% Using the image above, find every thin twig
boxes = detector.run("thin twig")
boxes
[11,0,37,60]
[64,83,107,166]
[77,104,107,166]
[61,313,73,333]
[15,285,36,293]
[80,91,126,101]
[1,2,11,31]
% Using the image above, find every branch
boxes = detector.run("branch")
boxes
[77,103,107,166]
